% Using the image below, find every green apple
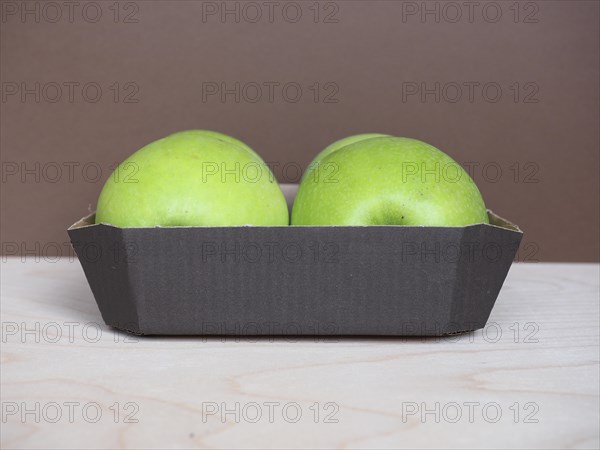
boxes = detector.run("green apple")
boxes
[292,136,488,226]
[96,130,289,227]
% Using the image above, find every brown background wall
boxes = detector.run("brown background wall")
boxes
[1,0,598,261]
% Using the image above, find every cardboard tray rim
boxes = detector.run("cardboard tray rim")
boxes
[69,210,522,234]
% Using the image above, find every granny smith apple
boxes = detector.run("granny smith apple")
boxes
[96,130,289,227]
[291,136,488,226]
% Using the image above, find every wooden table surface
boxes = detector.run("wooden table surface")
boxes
[1,259,598,449]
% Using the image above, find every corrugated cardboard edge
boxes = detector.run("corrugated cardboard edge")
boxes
[68,211,522,234]
[68,212,96,230]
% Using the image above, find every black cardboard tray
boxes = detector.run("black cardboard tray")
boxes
[68,184,522,336]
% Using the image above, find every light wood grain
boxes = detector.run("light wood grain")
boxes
[1,260,598,449]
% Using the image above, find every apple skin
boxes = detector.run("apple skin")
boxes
[96,130,289,227]
[175,129,262,160]
[291,136,489,226]
[303,133,389,180]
